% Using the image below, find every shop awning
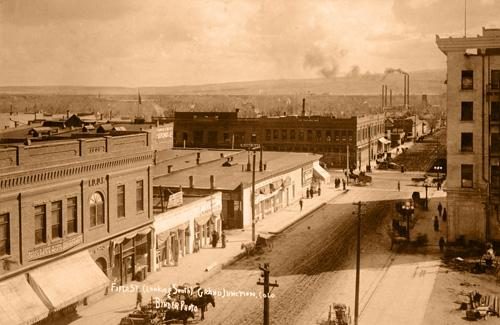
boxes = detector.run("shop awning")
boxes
[195,214,212,226]
[313,165,331,183]
[28,251,110,311]
[378,137,391,145]
[112,226,153,245]
[0,274,49,325]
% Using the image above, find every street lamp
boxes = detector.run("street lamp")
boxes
[401,200,414,241]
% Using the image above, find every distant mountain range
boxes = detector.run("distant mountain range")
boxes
[0,69,446,96]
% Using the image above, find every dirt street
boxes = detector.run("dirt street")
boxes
[199,197,394,325]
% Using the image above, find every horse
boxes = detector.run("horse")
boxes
[241,242,256,256]
[163,309,195,325]
[186,292,216,321]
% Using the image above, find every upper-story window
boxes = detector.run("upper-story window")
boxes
[90,192,105,227]
[316,130,322,142]
[117,185,125,218]
[307,130,313,141]
[51,201,63,239]
[492,70,500,89]
[265,129,271,141]
[492,102,500,121]
[35,205,47,244]
[290,130,296,140]
[492,133,500,154]
[136,180,144,212]
[281,129,287,140]
[461,133,473,152]
[462,70,474,90]
[461,164,473,188]
[67,197,77,234]
[0,213,9,256]
[273,130,279,140]
[461,102,473,121]
[298,130,304,141]
[326,130,332,142]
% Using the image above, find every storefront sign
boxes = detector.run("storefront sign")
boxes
[27,234,83,261]
[156,126,173,140]
[302,166,313,186]
[168,191,183,208]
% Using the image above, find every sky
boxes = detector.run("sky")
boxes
[0,0,499,87]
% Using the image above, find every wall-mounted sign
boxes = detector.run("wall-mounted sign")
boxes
[302,166,313,186]
[88,176,105,187]
[27,234,83,261]
[168,191,183,209]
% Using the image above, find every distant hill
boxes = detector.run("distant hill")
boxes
[0,69,446,96]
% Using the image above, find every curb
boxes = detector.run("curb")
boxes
[268,202,328,235]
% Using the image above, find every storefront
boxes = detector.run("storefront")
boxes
[153,192,222,271]
[110,227,152,285]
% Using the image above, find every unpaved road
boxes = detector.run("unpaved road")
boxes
[199,197,394,325]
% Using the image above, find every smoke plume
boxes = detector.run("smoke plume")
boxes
[303,47,341,78]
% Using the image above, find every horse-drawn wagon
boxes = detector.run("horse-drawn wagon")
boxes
[349,171,372,186]
[119,284,215,325]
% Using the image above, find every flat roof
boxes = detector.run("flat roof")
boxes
[153,148,242,177]
[154,151,322,191]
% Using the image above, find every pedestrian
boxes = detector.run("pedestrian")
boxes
[342,179,346,190]
[397,181,400,192]
[310,187,314,198]
[221,231,226,248]
[318,187,321,196]
[306,188,310,199]
[439,237,445,253]
[437,180,441,191]
[211,230,219,248]
[442,208,447,222]
[299,198,303,211]
[437,202,443,217]
[433,216,439,232]
[400,165,405,173]
[136,291,143,310]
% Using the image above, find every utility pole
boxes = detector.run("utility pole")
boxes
[251,150,256,242]
[346,145,350,185]
[257,263,279,325]
[352,201,365,325]
[241,143,261,242]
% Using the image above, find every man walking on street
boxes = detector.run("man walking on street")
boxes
[299,198,303,211]
[438,202,443,217]
[439,237,445,253]
[434,216,440,232]
[397,181,400,192]
[342,179,346,190]
[442,208,447,222]
[211,230,219,248]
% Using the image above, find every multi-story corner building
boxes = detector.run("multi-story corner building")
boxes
[0,131,155,323]
[436,27,500,242]
[160,109,386,170]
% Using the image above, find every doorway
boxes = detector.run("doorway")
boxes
[123,255,135,283]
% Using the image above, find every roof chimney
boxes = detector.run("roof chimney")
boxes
[210,175,215,189]
[189,175,194,188]
[66,110,70,119]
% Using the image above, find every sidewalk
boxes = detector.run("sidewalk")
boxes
[411,183,447,252]
[72,182,343,324]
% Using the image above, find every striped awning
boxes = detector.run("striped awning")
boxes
[0,274,49,325]
[28,251,110,311]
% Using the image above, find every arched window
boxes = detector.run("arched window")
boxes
[89,192,105,227]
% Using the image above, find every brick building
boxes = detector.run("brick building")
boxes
[164,108,386,170]
[0,132,155,323]
[436,27,500,242]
